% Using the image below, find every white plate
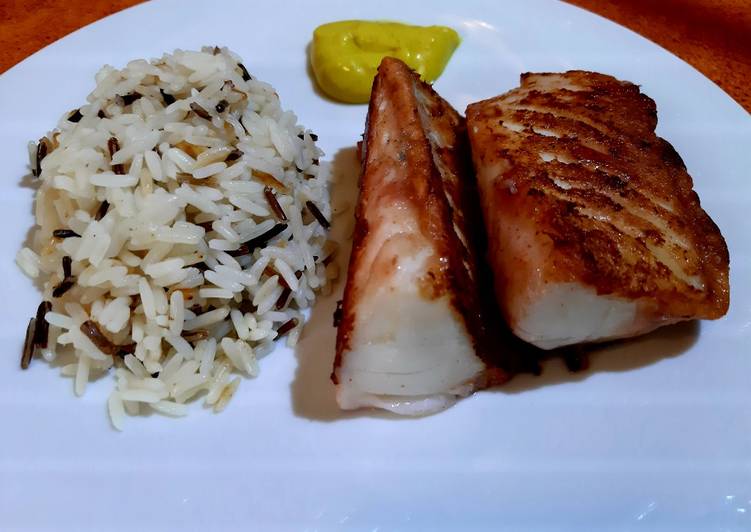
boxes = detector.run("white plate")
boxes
[1,0,749,529]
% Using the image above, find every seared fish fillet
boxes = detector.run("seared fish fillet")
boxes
[333,57,508,415]
[466,71,729,350]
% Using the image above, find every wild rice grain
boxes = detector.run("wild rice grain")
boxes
[53,229,81,239]
[160,88,176,105]
[108,137,125,175]
[67,109,83,123]
[107,137,118,157]
[268,267,288,289]
[190,102,212,120]
[238,63,251,81]
[251,169,287,191]
[35,138,49,177]
[305,200,330,229]
[33,301,52,348]
[52,279,76,298]
[264,187,287,221]
[224,149,243,163]
[275,318,298,339]
[80,320,119,355]
[243,223,288,252]
[117,344,137,358]
[118,92,143,105]
[21,318,37,369]
[238,298,256,314]
[119,92,142,106]
[182,329,209,343]
[94,200,110,221]
[275,287,291,310]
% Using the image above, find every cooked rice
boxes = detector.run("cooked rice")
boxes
[16,47,335,430]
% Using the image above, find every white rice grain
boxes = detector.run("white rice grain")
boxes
[230,309,250,340]
[150,400,189,417]
[192,162,226,179]
[120,388,168,403]
[144,257,186,279]
[108,391,126,431]
[168,290,184,336]
[45,312,75,330]
[204,270,244,292]
[16,247,41,278]
[74,354,90,396]
[273,257,299,291]
[214,377,241,413]
[90,172,139,187]
[159,351,184,383]
[165,333,194,359]
[197,338,217,377]
[205,361,231,405]
[144,149,164,181]
[138,278,157,320]
[173,374,207,403]
[123,354,149,379]
[198,287,234,299]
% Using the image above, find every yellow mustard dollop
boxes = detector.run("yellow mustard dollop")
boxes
[310,20,460,104]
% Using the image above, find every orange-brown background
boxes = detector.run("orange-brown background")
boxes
[1,0,749,112]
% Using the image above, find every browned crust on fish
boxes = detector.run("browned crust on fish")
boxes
[466,70,729,324]
[333,57,505,384]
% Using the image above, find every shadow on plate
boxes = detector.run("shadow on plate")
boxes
[495,320,700,394]
[290,146,356,421]
[289,148,701,419]
[289,146,403,422]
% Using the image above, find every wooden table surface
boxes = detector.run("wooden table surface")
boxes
[1,0,749,112]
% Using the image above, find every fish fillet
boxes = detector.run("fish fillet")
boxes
[333,57,508,415]
[466,71,729,350]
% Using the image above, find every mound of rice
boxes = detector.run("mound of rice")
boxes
[16,47,335,429]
